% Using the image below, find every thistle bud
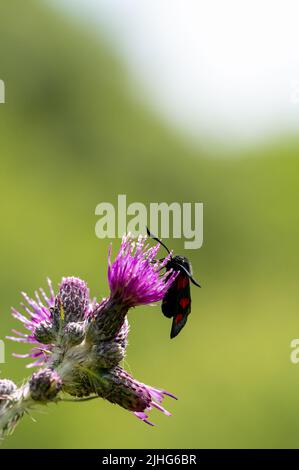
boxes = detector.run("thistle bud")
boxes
[29,368,62,402]
[96,366,152,412]
[92,340,126,369]
[0,379,16,396]
[34,320,56,344]
[59,277,89,323]
[0,379,17,406]
[63,321,85,346]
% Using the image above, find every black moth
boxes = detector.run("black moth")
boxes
[147,227,201,339]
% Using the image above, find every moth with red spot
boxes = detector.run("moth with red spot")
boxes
[147,227,201,339]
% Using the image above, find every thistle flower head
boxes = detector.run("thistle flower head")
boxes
[7,278,55,368]
[97,366,177,426]
[108,233,178,307]
[8,278,94,368]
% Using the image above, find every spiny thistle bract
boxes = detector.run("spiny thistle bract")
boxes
[0,234,179,438]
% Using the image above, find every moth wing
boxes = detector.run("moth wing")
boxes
[170,312,189,339]
[161,282,178,318]
[170,274,191,338]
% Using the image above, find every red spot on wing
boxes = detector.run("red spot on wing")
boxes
[175,313,184,324]
[180,297,190,309]
[177,276,188,289]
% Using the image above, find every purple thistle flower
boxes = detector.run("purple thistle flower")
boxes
[97,366,177,426]
[134,385,178,427]
[7,278,55,368]
[86,234,178,343]
[108,233,178,307]
[7,277,94,368]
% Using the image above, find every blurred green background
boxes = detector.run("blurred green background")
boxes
[1,0,299,449]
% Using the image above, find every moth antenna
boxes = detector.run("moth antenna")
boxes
[190,276,201,288]
[146,226,171,255]
[175,263,201,288]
